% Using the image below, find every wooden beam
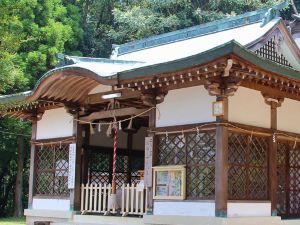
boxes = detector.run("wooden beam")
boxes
[215,96,228,217]
[79,107,148,123]
[242,81,300,102]
[28,118,37,209]
[86,89,142,105]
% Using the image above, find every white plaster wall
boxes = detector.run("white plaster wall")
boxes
[89,125,147,150]
[156,86,215,127]
[278,98,300,133]
[227,202,271,217]
[32,198,70,211]
[228,87,270,128]
[153,201,215,216]
[36,108,73,140]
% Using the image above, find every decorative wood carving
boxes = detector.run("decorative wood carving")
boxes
[141,89,167,106]
[262,93,284,108]
[204,80,239,97]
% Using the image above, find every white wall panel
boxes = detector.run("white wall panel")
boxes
[227,202,271,217]
[156,86,215,127]
[278,98,300,134]
[32,198,70,211]
[153,201,215,216]
[228,87,270,128]
[36,108,73,140]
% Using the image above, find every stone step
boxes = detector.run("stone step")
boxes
[51,215,144,225]
[51,223,113,225]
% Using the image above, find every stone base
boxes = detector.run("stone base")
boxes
[24,209,74,225]
[144,215,281,225]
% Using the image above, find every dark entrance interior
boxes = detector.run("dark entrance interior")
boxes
[81,116,148,188]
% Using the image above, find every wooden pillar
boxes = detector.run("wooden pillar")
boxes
[28,118,37,209]
[215,96,228,217]
[81,125,90,185]
[70,114,83,211]
[126,132,133,184]
[263,95,284,216]
[145,107,157,214]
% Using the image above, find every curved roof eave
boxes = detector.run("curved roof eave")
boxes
[33,65,118,92]
[117,40,300,81]
[0,64,120,104]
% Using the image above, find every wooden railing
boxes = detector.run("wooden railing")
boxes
[80,183,147,216]
[121,184,147,216]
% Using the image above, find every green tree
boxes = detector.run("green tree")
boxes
[0,0,28,94]
[80,0,283,58]
[18,0,84,85]
[0,0,83,217]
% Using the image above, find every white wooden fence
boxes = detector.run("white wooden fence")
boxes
[80,183,147,216]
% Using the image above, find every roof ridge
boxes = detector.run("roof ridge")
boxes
[114,1,288,56]
[56,54,144,67]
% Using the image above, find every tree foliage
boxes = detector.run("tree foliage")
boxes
[0,0,83,217]
[80,0,283,57]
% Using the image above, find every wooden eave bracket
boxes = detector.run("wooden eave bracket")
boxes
[262,92,284,107]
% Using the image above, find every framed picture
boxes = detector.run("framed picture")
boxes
[212,101,224,116]
[153,165,186,200]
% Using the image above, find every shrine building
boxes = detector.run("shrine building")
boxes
[2,1,300,225]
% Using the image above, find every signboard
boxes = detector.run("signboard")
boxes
[153,165,186,200]
[144,136,153,187]
[68,143,76,189]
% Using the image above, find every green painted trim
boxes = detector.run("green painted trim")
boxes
[117,1,288,56]
[0,91,31,104]
[146,208,154,215]
[215,210,227,218]
[118,40,300,81]
[58,54,144,65]
[272,210,278,216]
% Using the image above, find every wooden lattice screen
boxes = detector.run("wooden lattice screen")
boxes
[255,36,292,68]
[277,141,300,217]
[228,132,268,200]
[35,144,70,196]
[157,130,216,199]
[88,148,144,188]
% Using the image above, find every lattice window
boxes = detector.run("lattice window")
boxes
[35,144,70,196]
[228,132,268,200]
[157,131,216,199]
[277,142,288,216]
[186,132,216,199]
[255,36,292,68]
[277,141,300,218]
[88,149,144,188]
[131,155,144,184]
[288,143,300,216]
[158,134,186,165]
[89,151,110,185]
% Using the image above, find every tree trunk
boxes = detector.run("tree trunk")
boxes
[14,136,24,217]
